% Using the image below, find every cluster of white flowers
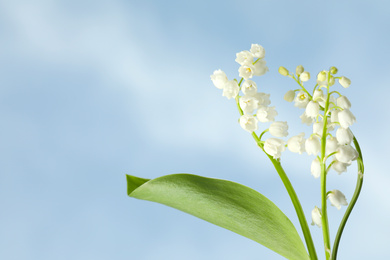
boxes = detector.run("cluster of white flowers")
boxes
[279,65,358,227]
[211,44,291,159]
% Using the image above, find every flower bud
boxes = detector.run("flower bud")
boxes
[311,206,322,227]
[284,90,295,102]
[278,66,289,76]
[239,115,258,132]
[336,96,351,110]
[335,144,358,164]
[338,109,356,128]
[300,71,310,82]
[336,127,353,145]
[330,66,338,74]
[296,65,304,75]
[328,190,348,210]
[311,157,321,178]
[317,71,327,82]
[339,76,351,88]
[222,80,240,99]
[287,133,305,154]
[264,138,286,159]
[269,121,289,137]
[305,101,320,118]
[305,136,321,155]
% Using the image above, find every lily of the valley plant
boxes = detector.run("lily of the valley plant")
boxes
[126,44,364,260]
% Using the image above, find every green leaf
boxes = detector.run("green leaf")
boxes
[127,174,309,260]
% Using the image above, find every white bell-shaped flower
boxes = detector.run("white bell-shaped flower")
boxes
[300,113,315,126]
[305,136,321,155]
[294,91,310,108]
[240,95,260,114]
[250,44,265,59]
[331,159,350,174]
[264,138,286,159]
[311,157,321,178]
[239,64,255,80]
[256,106,278,122]
[287,133,306,154]
[210,69,228,89]
[269,121,289,137]
[335,144,358,164]
[326,137,339,156]
[337,96,351,110]
[338,109,356,128]
[336,127,353,145]
[253,59,268,76]
[311,206,322,227]
[305,101,320,118]
[284,90,295,102]
[328,190,348,210]
[222,80,240,99]
[330,110,339,124]
[235,50,254,65]
[313,121,324,136]
[339,76,351,88]
[252,92,271,107]
[241,80,258,96]
[313,89,324,104]
[239,115,258,133]
[300,71,310,82]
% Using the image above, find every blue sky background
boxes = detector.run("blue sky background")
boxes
[1,0,389,259]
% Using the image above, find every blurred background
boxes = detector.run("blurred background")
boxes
[0,0,389,259]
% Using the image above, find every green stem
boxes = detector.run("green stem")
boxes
[267,155,318,260]
[320,82,331,260]
[331,136,364,260]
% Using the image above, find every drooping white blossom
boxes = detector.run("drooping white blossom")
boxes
[287,133,306,154]
[239,115,258,132]
[222,80,240,99]
[256,106,278,122]
[339,76,351,88]
[326,137,339,156]
[300,113,315,126]
[328,190,348,210]
[311,206,322,227]
[331,159,350,174]
[210,69,228,89]
[239,64,255,80]
[253,92,271,107]
[235,50,254,65]
[311,157,321,178]
[239,95,260,114]
[305,101,320,118]
[269,121,289,137]
[294,91,310,108]
[300,71,310,82]
[338,109,356,128]
[335,144,358,164]
[284,90,295,102]
[250,44,265,59]
[337,96,351,110]
[313,89,325,106]
[305,136,321,155]
[253,59,268,76]
[336,127,353,145]
[241,80,258,96]
[264,138,286,159]
[330,110,339,125]
[313,121,324,136]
